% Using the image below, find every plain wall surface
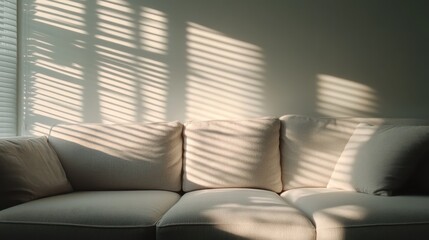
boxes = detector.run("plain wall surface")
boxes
[20,0,429,135]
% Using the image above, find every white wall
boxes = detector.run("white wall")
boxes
[20,0,429,135]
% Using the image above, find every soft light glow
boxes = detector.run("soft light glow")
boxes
[94,3,169,123]
[95,1,136,48]
[187,22,261,52]
[98,70,137,123]
[30,122,52,136]
[24,1,171,134]
[27,73,84,135]
[95,34,137,48]
[283,118,359,189]
[35,59,84,79]
[35,0,85,13]
[50,123,167,161]
[97,0,133,14]
[137,57,169,122]
[196,190,314,239]
[24,0,88,135]
[34,0,87,34]
[185,22,266,120]
[139,7,168,54]
[317,74,378,117]
[328,126,377,187]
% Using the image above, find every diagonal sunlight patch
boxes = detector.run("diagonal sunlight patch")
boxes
[23,0,87,135]
[140,7,168,54]
[27,74,84,135]
[95,0,137,123]
[185,22,265,120]
[24,1,171,134]
[48,121,183,190]
[137,57,169,122]
[317,74,378,117]
[95,3,169,123]
[34,0,87,34]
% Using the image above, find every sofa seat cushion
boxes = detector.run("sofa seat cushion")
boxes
[282,188,429,240]
[157,188,315,240]
[0,191,180,240]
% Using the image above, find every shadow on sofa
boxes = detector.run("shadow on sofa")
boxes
[284,188,429,240]
[1,115,429,240]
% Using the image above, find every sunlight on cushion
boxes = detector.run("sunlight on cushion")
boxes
[183,118,282,192]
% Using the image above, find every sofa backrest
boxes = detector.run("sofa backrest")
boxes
[280,115,429,191]
[46,115,429,193]
[48,122,183,191]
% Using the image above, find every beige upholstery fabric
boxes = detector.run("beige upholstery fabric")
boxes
[328,124,429,195]
[282,188,429,240]
[280,115,359,190]
[0,190,180,240]
[48,122,183,191]
[182,118,282,192]
[0,136,72,210]
[158,188,315,240]
[280,115,429,190]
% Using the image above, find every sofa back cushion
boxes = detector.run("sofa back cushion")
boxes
[48,122,183,191]
[182,118,282,192]
[280,115,429,191]
[404,158,429,194]
[0,136,72,210]
[328,124,429,195]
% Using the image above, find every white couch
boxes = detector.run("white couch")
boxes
[1,115,429,240]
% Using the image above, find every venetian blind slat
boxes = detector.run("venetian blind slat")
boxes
[0,0,17,137]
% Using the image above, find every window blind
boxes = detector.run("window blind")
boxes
[0,0,17,137]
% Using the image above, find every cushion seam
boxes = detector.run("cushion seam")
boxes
[0,220,153,229]
[158,222,314,228]
[319,221,429,230]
